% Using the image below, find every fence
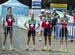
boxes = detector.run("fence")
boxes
[54,23,75,40]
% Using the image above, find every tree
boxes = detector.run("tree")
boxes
[0,0,8,4]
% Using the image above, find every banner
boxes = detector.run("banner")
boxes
[50,3,67,8]
[32,0,41,8]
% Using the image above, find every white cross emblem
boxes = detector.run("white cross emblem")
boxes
[63,20,65,22]
[8,18,12,22]
[30,24,34,27]
[46,21,49,24]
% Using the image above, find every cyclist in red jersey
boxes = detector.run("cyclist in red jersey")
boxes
[39,11,46,41]
[42,11,52,51]
[71,10,75,42]
[2,7,15,51]
[59,10,69,52]
[24,14,40,51]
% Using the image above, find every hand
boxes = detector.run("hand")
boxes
[27,27,29,30]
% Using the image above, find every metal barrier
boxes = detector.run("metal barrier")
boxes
[54,24,75,40]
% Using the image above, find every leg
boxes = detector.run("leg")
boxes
[60,28,64,48]
[65,36,68,48]
[42,36,47,51]
[9,31,13,48]
[32,31,36,50]
[64,28,68,52]
[42,28,47,51]
[60,36,63,47]
[44,28,47,45]
[25,31,31,50]
[48,28,52,46]
[3,32,7,46]
[2,27,8,50]
[65,36,68,52]
[47,28,52,51]
[27,31,31,45]
[27,36,31,45]
[32,31,36,45]
[40,30,42,36]
[9,27,13,46]
[9,27,14,50]
[32,36,36,50]
[38,28,43,41]
[48,35,51,51]
[44,36,47,45]
[26,36,31,50]
[48,35,51,46]
[32,37,35,45]
[65,28,68,49]
[59,28,64,51]
[54,25,56,39]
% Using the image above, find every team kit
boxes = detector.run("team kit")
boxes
[1,7,71,52]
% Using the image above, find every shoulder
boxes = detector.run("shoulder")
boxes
[28,20,30,22]
[60,17,64,20]
[34,20,36,21]
[33,20,36,23]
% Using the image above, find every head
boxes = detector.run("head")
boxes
[7,7,12,15]
[41,11,45,16]
[72,10,75,16]
[49,13,52,17]
[45,12,50,17]
[41,11,44,14]
[53,10,56,13]
[63,10,67,16]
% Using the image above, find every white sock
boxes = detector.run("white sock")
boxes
[44,45,47,48]
[33,45,36,48]
[39,37,42,40]
[65,45,67,49]
[2,45,5,49]
[60,45,63,48]
[10,44,13,48]
[48,45,51,48]
[26,45,29,49]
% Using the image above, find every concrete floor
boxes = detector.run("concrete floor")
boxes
[0,26,75,55]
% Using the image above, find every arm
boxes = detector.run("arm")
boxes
[12,18,15,22]
[64,17,69,24]
[61,20,65,24]
[56,15,60,19]
[61,20,68,24]
[12,16,15,22]
[54,14,60,19]
[11,15,15,23]
[64,19,68,24]
[3,19,6,29]
[3,19,5,27]
[39,15,42,20]
[24,22,29,29]
[36,23,40,29]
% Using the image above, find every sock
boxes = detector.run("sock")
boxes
[65,44,67,49]
[48,45,51,48]
[39,37,42,40]
[26,45,29,49]
[2,45,5,49]
[60,45,63,48]
[10,44,13,48]
[33,45,36,48]
[44,45,47,48]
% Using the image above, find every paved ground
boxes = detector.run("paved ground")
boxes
[0,25,75,55]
